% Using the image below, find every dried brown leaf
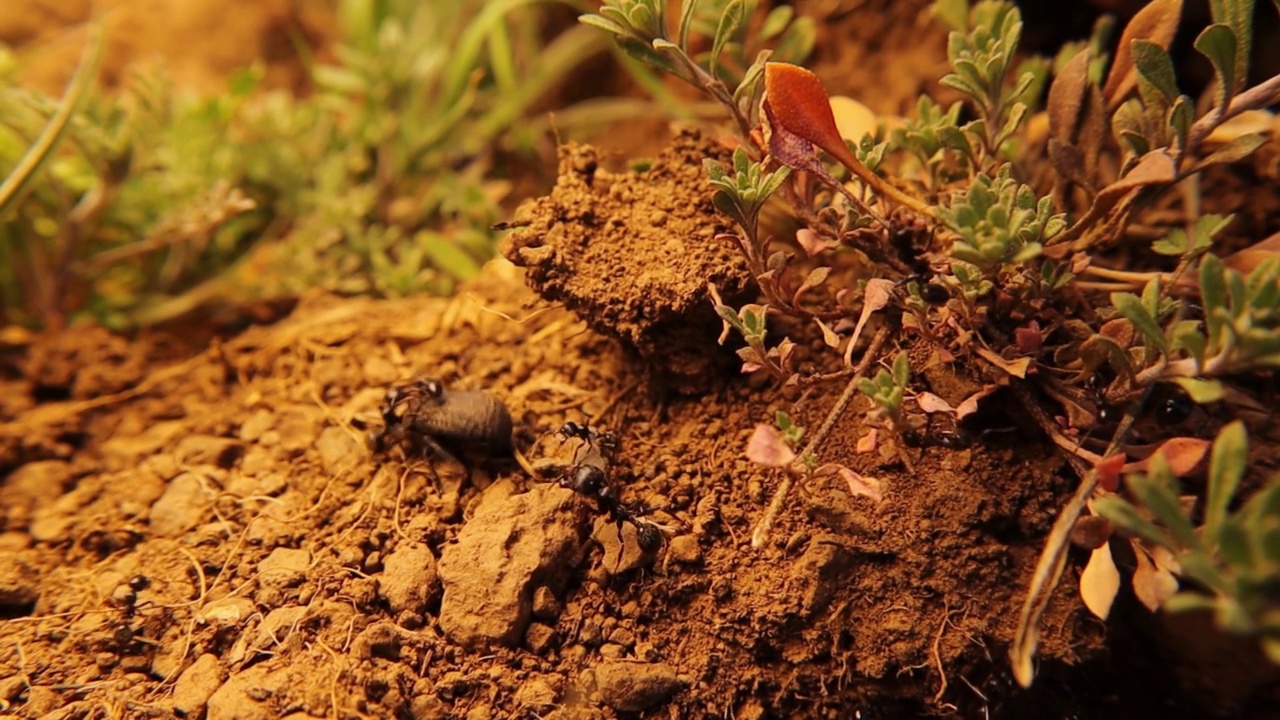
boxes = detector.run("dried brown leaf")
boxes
[1132,540,1179,611]
[1121,436,1210,477]
[831,466,884,503]
[974,346,1032,378]
[1080,542,1121,620]
[843,278,895,367]
[1102,0,1184,109]
[916,392,954,414]
[954,384,998,420]
[1049,49,1092,143]
[1070,514,1114,550]
[856,428,878,454]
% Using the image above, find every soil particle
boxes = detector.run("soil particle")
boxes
[501,131,752,392]
[149,472,212,537]
[0,552,37,607]
[173,653,226,718]
[257,548,311,588]
[591,661,684,712]
[437,484,590,647]
[667,533,702,564]
[377,542,439,616]
[790,535,858,618]
[0,459,69,529]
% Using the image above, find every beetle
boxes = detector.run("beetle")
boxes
[369,377,514,464]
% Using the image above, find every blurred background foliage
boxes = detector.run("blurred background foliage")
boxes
[0,0,613,331]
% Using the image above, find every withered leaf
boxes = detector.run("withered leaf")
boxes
[1049,49,1091,144]
[1080,542,1122,620]
[1103,0,1184,109]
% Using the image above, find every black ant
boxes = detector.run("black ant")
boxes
[554,422,662,554]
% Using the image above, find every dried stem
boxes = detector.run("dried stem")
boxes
[750,324,891,548]
[1008,383,1154,687]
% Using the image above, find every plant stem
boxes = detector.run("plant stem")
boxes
[750,324,891,549]
[1188,72,1280,152]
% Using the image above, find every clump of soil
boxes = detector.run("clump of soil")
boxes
[502,130,753,392]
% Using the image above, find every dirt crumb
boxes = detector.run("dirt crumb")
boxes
[502,130,752,392]
[173,653,226,718]
[378,542,439,616]
[592,661,684,712]
[437,484,590,647]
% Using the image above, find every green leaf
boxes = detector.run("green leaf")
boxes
[1130,464,1201,551]
[892,349,911,387]
[1163,592,1219,614]
[1200,254,1229,347]
[759,6,794,40]
[1167,95,1194,152]
[1194,24,1238,109]
[709,0,744,80]
[1180,551,1233,596]
[677,0,699,50]
[933,0,969,33]
[1217,517,1254,569]
[1174,377,1224,403]
[1112,291,1169,353]
[1131,39,1180,103]
[419,231,481,281]
[1206,420,1248,539]
[1094,495,1176,551]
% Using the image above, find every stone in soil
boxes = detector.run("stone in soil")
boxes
[592,661,684,712]
[437,484,590,647]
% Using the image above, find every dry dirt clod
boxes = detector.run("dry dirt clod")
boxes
[0,552,37,608]
[790,537,857,619]
[377,542,439,616]
[501,131,752,394]
[172,653,226,718]
[149,473,212,537]
[437,484,590,647]
[592,661,684,712]
[257,548,311,589]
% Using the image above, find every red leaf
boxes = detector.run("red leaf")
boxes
[1096,453,1126,493]
[763,63,852,169]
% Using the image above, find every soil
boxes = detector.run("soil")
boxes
[4,1,1280,719]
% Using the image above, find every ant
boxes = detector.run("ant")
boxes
[554,421,662,554]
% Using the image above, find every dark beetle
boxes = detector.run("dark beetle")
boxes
[369,377,514,462]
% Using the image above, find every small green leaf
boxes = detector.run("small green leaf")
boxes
[709,0,744,80]
[1131,39,1180,103]
[1194,24,1238,109]
[1173,377,1224,403]
[677,0,699,50]
[892,350,911,387]
[1217,517,1254,569]
[1163,592,1219,614]
[1200,254,1229,346]
[1167,95,1194,152]
[1190,132,1268,172]
[1130,465,1201,551]
[578,13,632,38]
[1206,420,1248,539]
[759,6,794,40]
[1094,495,1176,551]
[1112,291,1169,353]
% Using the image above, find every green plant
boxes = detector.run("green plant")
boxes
[0,0,601,329]
[580,0,815,138]
[856,350,911,428]
[1095,421,1280,662]
[580,0,1280,686]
